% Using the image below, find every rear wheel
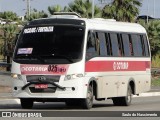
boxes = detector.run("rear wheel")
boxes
[81,85,93,109]
[112,85,132,106]
[20,98,33,109]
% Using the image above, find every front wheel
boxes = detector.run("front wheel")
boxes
[81,85,93,109]
[112,85,132,106]
[20,98,33,109]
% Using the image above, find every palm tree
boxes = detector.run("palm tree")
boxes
[0,11,19,21]
[27,9,48,21]
[68,0,102,18]
[48,5,68,15]
[102,0,142,22]
[0,24,18,71]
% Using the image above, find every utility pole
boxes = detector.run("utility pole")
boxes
[23,0,31,19]
[153,0,155,18]
[28,0,31,17]
[92,0,94,18]
[27,0,31,18]
[147,0,149,24]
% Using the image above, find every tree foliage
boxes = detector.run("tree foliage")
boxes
[48,5,68,15]
[0,24,18,57]
[139,20,160,56]
[68,0,102,18]
[26,9,48,21]
[0,11,19,21]
[102,0,142,22]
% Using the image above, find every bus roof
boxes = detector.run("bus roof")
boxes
[84,18,146,34]
[28,17,146,34]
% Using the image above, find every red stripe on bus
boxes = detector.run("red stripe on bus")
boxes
[20,64,69,75]
[85,61,150,72]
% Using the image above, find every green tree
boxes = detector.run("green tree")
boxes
[48,5,68,15]
[68,0,102,18]
[139,20,160,56]
[26,9,48,21]
[0,11,19,21]
[102,0,142,22]
[0,24,18,70]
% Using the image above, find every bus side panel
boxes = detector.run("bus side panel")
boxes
[134,74,151,94]
[117,72,151,96]
[87,71,151,99]
[101,76,118,98]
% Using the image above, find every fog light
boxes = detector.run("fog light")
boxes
[66,75,72,80]
[14,87,17,90]
[11,74,22,80]
[72,87,75,91]
[11,74,18,79]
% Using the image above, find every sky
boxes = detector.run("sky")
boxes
[0,0,159,18]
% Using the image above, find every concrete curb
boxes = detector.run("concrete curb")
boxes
[133,92,160,97]
[0,91,160,99]
[0,71,11,76]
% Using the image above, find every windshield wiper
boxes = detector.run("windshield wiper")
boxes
[16,54,74,63]
[41,54,74,63]
[16,54,45,63]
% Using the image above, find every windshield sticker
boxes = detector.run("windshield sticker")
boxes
[17,48,33,54]
[23,26,54,34]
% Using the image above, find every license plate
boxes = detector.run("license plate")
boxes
[35,84,48,89]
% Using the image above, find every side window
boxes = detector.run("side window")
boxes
[131,34,143,56]
[95,33,100,55]
[86,31,99,60]
[105,33,112,56]
[97,32,107,56]
[118,34,124,56]
[122,34,131,56]
[143,35,150,56]
[129,35,134,56]
[110,33,119,57]
[140,35,145,56]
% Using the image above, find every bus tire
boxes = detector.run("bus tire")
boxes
[20,98,33,109]
[112,85,132,106]
[82,85,93,109]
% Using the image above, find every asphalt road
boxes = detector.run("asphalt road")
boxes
[0,96,160,120]
[0,96,160,111]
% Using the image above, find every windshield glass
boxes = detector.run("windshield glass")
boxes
[13,25,85,64]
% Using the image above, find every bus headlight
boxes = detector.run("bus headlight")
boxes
[64,74,83,80]
[11,73,22,80]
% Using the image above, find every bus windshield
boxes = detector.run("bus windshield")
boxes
[13,25,85,64]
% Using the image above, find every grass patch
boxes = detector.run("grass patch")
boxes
[152,55,160,68]
[152,78,160,86]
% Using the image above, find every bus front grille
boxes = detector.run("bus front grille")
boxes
[26,75,60,83]
[29,87,57,93]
